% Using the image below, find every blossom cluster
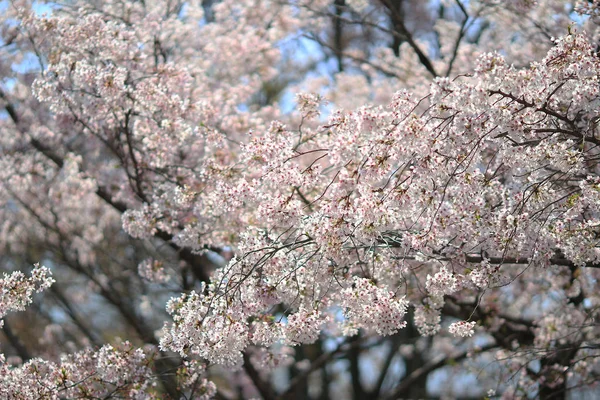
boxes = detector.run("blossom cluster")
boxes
[160,32,600,377]
[0,342,158,399]
[1,0,600,397]
[0,264,53,327]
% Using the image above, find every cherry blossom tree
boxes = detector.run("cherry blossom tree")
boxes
[1,0,600,399]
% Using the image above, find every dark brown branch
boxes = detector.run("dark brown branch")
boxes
[1,319,32,361]
[445,0,469,77]
[50,285,103,348]
[279,337,364,399]
[333,0,345,73]
[349,334,366,400]
[369,335,402,399]
[463,254,600,270]
[380,0,438,77]
[382,342,497,400]
[243,351,277,400]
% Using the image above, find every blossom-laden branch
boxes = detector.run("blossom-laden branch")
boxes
[160,32,600,395]
[0,264,53,327]
[2,0,600,399]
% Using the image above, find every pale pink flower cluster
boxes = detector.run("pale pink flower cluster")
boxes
[296,92,325,120]
[2,0,600,396]
[161,289,249,368]
[285,308,325,345]
[176,360,217,399]
[0,263,214,398]
[158,32,600,369]
[425,267,460,297]
[469,258,495,288]
[339,277,408,336]
[0,342,159,399]
[448,321,477,338]
[414,301,443,336]
[0,264,54,327]
[137,259,170,284]
[249,346,295,371]
[122,205,157,239]
[251,321,284,347]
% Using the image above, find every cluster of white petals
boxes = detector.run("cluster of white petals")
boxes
[0,265,54,327]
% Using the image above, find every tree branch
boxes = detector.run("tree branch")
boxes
[243,351,277,400]
[383,342,497,400]
[1,318,32,362]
